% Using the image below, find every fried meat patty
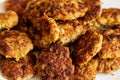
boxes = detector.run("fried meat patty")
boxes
[22,0,101,49]
[29,15,83,48]
[0,30,33,61]
[98,29,120,59]
[89,8,120,27]
[4,0,30,16]
[29,15,60,48]
[0,53,36,80]
[97,57,120,73]
[70,59,98,80]
[73,30,103,65]
[0,11,18,30]
[24,0,88,20]
[79,0,102,25]
[56,20,83,44]
[36,44,74,80]
[24,0,101,22]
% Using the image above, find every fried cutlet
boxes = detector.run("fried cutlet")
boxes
[89,8,120,27]
[83,25,103,35]
[97,57,120,73]
[0,53,36,80]
[0,30,33,61]
[0,11,18,30]
[98,29,120,59]
[29,15,60,48]
[36,44,74,80]
[73,29,103,65]
[81,0,102,25]
[70,59,98,80]
[56,20,83,44]
[24,0,88,20]
[4,0,30,16]
[29,14,83,49]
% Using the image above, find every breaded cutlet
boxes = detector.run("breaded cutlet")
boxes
[56,20,83,44]
[70,59,98,80]
[97,57,120,73]
[80,0,102,25]
[0,11,18,30]
[0,30,33,61]
[0,53,36,80]
[98,29,120,59]
[73,29,103,65]
[4,0,30,16]
[29,15,60,48]
[89,8,120,27]
[24,0,88,20]
[36,44,74,80]
[29,14,83,49]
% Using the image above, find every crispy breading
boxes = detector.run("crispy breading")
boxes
[97,57,120,73]
[98,8,120,26]
[83,25,103,35]
[24,0,101,22]
[24,0,88,20]
[36,44,74,80]
[29,15,60,48]
[89,8,120,27]
[0,53,36,80]
[73,30,103,65]
[78,0,102,25]
[70,59,98,80]
[98,29,120,59]
[0,11,18,30]
[56,20,83,44]
[29,14,83,49]
[0,30,33,61]
[4,0,30,16]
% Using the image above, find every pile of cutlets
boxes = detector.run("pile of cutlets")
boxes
[0,0,119,80]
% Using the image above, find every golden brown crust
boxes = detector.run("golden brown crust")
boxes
[29,14,83,49]
[37,44,74,80]
[0,11,18,30]
[56,20,83,44]
[29,15,60,48]
[73,30,103,65]
[84,0,102,24]
[24,0,88,20]
[89,8,120,27]
[70,59,98,80]
[83,25,103,35]
[0,30,33,61]
[0,53,36,80]
[97,57,120,73]
[98,8,120,27]
[78,0,102,25]
[4,0,30,16]
[98,29,120,59]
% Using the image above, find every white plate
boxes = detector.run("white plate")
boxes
[0,0,120,80]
